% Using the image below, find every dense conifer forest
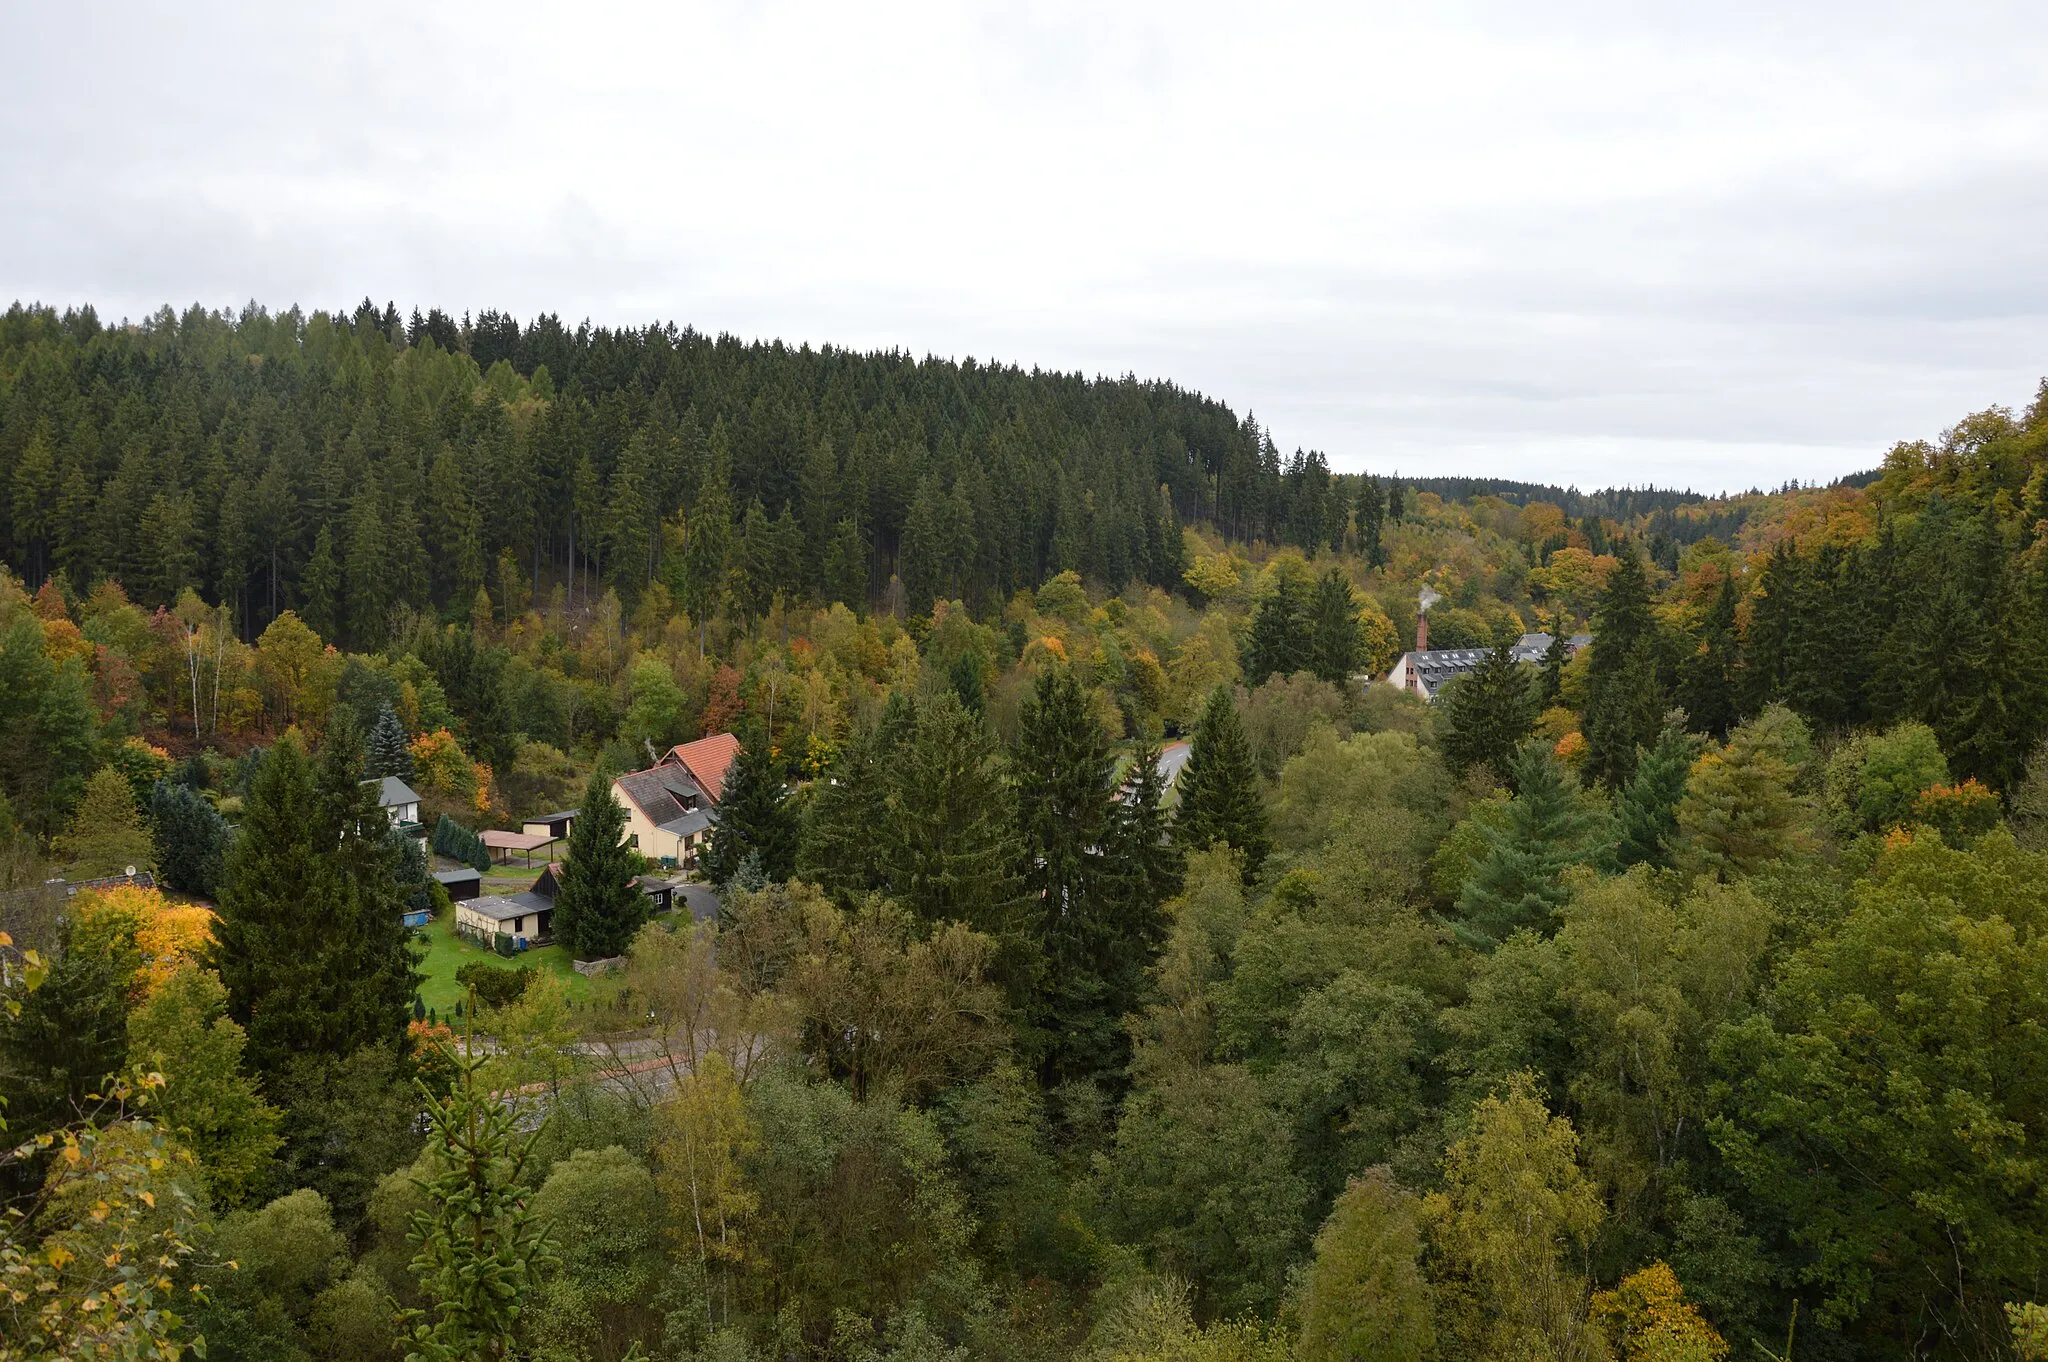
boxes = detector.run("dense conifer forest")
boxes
[7,299,2048,1362]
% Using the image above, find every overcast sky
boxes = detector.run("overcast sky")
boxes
[5,2,2047,492]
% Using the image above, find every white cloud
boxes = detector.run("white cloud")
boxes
[5,0,2046,492]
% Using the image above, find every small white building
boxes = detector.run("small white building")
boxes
[365,776,422,828]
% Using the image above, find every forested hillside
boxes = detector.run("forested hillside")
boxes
[8,301,2048,1362]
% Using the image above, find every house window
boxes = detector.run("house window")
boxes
[628,833,640,848]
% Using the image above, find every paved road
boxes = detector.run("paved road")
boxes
[1156,741,1192,788]
[676,882,720,922]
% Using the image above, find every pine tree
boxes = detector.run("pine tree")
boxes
[552,766,645,961]
[1582,549,1668,788]
[1614,723,1695,869]
[1243,560,1314,685]
[1438,638,1535,783]
[150,778,228,898]
[1307,568,1364,685]
[1455,742,1603,951]
[402,1039,555,1362]
[702,738,796,884]
[1174,685,1270,879]
[366,703,416,781]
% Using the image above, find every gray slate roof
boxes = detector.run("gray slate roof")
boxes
[1396,632,1593,694]
[614,765,707,830]
[432,868,479,885]
[367,776,421,807]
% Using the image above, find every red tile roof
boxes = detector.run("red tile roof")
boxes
[663,732,742,804]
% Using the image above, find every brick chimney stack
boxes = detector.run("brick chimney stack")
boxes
[1415,611,1429,652]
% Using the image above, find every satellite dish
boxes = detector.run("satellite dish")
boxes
[124,866,137,878]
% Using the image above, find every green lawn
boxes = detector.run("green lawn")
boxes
[411,908,590,1015]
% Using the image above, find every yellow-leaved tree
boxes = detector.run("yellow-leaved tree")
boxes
[653,1052,759,1330]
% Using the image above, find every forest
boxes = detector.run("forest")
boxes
[6,300,2048,1362]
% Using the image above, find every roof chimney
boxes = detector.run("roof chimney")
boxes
[1416,587,1441,653]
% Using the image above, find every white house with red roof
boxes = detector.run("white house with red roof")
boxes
[609,732,741,873]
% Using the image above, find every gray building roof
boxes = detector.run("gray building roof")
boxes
[614,765,708,830]
[1389,632,1592,699]
[432,868,480,885]
[367,776,422,808]
[657,806,715,839]
[462,894,546,924]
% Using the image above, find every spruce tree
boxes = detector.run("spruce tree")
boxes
[56,765,154,878]
[302,525,340,642]
[1243,561,1314,685]
[1307,568,1364,685]
[823,517,867,609]
[1740,545,1798,716]
[799,717,891,900]
[314,724,420,1052]
[366,703,416,781]
[1011,665,1123,1085]
[402,1040,555,1362]
[1438,638,1535,783]
[1108,740,1182,964]
[1678,574,1740,740]
[891,692,1023,938]
[1356,476,1387,570]
[551,766,645,961]
[31,657,97,836]
[212,732,417,1078]
[1614,723,1696,869]
[1174,685,1270,880]
[702,737,797,884]
[150,777,228,898]
[1539,632,1569,708]
[1582,549,1668,788]
[1455,742,1603,951]
[800,692,918,901]
[948,650,987,716]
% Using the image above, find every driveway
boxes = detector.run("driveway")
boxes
[676,882,721,923]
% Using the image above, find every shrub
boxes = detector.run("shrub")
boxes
[455,960,532,1009]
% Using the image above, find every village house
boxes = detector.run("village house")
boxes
[452,861,678,949]
[1380,591,1589,701]
[609,733,740,873]
[365,775,422,829]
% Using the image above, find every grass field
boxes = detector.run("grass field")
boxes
[411,907,590,1015]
